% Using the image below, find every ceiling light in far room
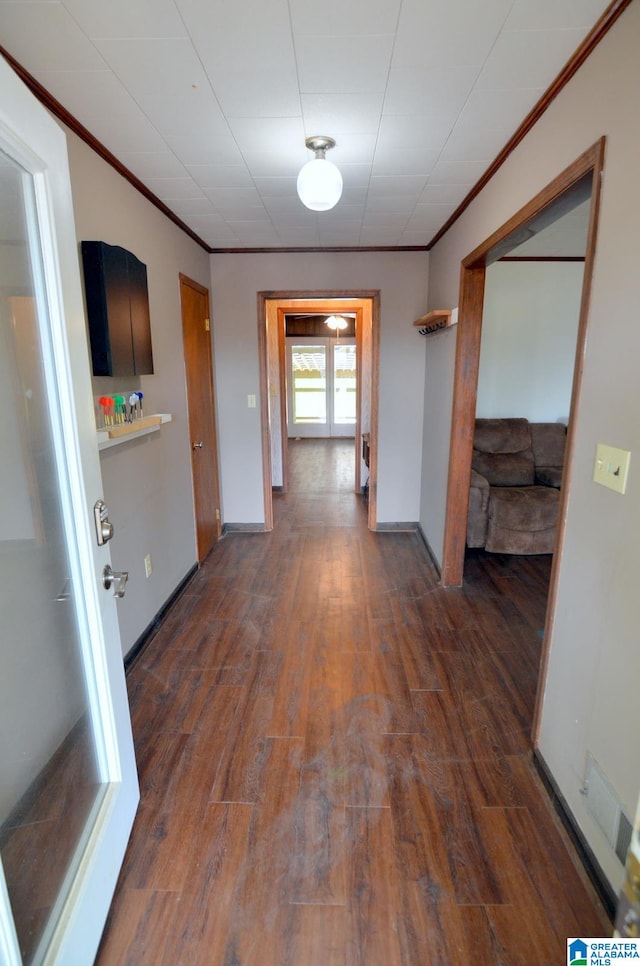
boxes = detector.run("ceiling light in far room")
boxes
[325,315,348,330]
[297,136,343,211]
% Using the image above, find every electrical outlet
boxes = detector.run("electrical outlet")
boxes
[144,553,153,578]
[593,443,631,495]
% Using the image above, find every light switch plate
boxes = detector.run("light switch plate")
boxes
[593,443,631,494]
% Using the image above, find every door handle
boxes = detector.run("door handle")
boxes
[192,441,203,450]
[103,564,129,599]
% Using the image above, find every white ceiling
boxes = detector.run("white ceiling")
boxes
[0,0,611,250]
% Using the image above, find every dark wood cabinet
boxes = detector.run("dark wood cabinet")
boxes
[81,241,154,376]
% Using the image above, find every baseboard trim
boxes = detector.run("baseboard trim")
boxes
[124,563,199,672]
[222,523,268,533]
[417,524,442,576]
[533,749,617,921]
[374,521,419,532]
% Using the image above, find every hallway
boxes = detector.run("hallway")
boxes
[96,438,609,964]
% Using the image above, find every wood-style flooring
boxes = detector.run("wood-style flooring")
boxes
[96,438,610,965]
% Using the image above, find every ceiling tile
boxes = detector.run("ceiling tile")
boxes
[301,93,384,136]
[367,176,427,197]
[88,113,169,155]
[290,0,401,36]
[439,88,543,162]
[226,117,306,155]
[391,0,513,68]
[177,0,300,117]
[253,177,299,197]
[241,150,306,179]
[372,149,438,177]
[211,68,301,118]
[144,178,207,202]
[383,64,478,117]
[504,0,610,30]
[338,164,373,187]
[169,200,224,219]
[418,183,471,205]
[185,165,255,189]
[0,3,108,71]
[476,27,590,90]
[133,88,229,138]
[118,152,190,180]
[92,37,209,97]
[428,160,489,184]
[62,0,187,37]
[165,131,245,166]
[365,199,416,218]
[296,35,395,94]
[204,187,263,208]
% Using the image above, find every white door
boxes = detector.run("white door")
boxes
[287,338,356,438]
[0,57,138,965]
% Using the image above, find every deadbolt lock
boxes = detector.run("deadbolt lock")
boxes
[94,500,114,546]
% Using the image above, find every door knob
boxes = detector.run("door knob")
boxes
[102,564,129,598]
[192,441,203,450]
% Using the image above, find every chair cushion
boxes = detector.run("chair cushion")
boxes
[486,486,560,554]
[489,485,559,531]
[530,422,566,468]
[472,418,535,486]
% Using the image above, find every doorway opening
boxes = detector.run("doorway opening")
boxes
[440,138,605,742]
[258,292,380,531]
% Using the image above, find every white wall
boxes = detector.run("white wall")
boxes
[66,128,211,656]
[210,251,429,525]
[420,1,640,891]
[476,261,584,422]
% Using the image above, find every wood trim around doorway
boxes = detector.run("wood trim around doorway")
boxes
[257,291,380,531]
[438,138,606,742]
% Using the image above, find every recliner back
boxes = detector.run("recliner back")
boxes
[472,418,535,487]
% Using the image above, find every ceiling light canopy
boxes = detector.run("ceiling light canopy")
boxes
[297,136,343,212]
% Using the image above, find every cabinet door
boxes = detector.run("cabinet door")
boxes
[81,242,153,376]
[127,251,153,375]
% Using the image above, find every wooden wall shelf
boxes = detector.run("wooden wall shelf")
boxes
[98,413,172,450]
[413,309,452,335]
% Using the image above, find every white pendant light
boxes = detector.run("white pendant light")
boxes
[325,315,348,331]
[297,136,343,212]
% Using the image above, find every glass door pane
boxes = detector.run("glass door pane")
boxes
[290,344,327,434]
[331,343,356,436]
[0,151,105,963]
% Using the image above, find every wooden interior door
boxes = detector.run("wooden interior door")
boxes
[180,274,222,562]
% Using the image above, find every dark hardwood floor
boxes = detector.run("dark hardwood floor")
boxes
[96,438,610,965]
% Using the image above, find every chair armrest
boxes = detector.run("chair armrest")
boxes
[467,469,490,548]
[470,469,490,512]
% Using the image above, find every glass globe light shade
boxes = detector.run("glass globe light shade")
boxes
[297,157,343,211]
[325,315,348,330]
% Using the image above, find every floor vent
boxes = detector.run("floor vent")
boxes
[584,754,632,865]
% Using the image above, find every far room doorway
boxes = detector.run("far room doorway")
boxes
[258,293,380,531]
[286,313,357,440]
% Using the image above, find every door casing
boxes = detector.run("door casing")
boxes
[258,292,379,531]
[440,138,606,745]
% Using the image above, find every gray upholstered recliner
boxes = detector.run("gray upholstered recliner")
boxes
[467,418,566,555]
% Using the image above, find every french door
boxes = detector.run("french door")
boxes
[0,56,138,964]
[287,338,356,438]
